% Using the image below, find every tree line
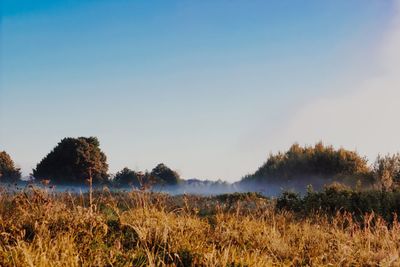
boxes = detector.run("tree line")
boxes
[241,142,400,191]
[1,137,400,191]
[0,137,180,187]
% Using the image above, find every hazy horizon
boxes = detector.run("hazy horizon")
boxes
[1,0,400,182]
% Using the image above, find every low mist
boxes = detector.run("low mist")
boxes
[2,176,348,197]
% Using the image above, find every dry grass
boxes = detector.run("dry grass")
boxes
[0,187,400,266]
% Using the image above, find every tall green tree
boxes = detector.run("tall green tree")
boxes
[33,137,109,184]
[0,151,21,183]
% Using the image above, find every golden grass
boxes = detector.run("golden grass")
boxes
[0,188,399,266]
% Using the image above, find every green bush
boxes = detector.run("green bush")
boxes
[276,186,400,222]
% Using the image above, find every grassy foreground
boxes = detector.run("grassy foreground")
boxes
[0,188,400,266]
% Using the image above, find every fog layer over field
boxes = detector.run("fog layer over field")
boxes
[4,176,340,196]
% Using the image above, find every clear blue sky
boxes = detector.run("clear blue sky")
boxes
[1,0,398,181]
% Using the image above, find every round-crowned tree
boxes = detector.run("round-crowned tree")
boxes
[114,167,141,187]
[150,163,180,185]
[0,151,21,183]
[33,137,109,184]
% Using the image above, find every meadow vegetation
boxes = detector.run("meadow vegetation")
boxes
[1,187,400,266]
[2,139,400,265]
[276,184,400,223]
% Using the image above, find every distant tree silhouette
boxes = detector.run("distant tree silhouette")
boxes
[151,163,180,185]
[241,142,372,185]
[0,151,21,183]
[114,167,141,187]
[33,137,108,184]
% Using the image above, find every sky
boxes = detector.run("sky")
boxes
[1,0,399,182]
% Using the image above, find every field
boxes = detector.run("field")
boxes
[1,187,400,266]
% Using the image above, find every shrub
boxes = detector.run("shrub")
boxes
[276,186,400,222]
[373,153,400,190]
[242,142,372,186]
